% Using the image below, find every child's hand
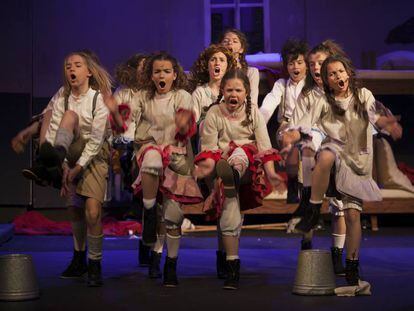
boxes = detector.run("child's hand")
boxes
[60,164,82,197]
[389,122,403,141]
[267,172,286,192]
[60,163,70,197]
[101,91,118,114]
[175,110,192,134]
[279,144,292,165]
[68,164,83,183]
[281,130,300,148]
[382,115,403,141]
[11,133,27,154]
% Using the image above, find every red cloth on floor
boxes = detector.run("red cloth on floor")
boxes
[397,162,414,184]
[12,211,142,236]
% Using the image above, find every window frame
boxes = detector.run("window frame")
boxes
[204,0,270,53]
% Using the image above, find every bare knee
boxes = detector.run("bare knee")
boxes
[345,209,360,226]
[196,158,215,177]
[60,110,79,128]
[316,150,335,170]
[85,199,102,226]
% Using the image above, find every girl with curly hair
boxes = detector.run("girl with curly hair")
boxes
[105,52,202,287]
[189,44,236,123]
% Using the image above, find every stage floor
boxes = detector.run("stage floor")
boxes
[1,228,414,310]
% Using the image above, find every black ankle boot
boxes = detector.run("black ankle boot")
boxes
[139,239,151,267]
[301,239,313,250]
[293,187,311,217]
[295,201,322,233]
[22,162,50,187]
[331,247,345,276]
[216,250,228,279]
[142,205,157,244]
[149,251,162,279]
[345,259,360,286]
[60,250,87,278]
[223,259,240,290]
[38,142,67,188]
[87,259,103,287]
[216,160,240,198]
[39,142,66,167]
[287,176,300,204]
[163,257,178,287]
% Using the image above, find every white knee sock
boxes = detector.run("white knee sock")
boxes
[332,233,346,249]
[152,234,165,254]
[301,156,315,187]
[143,198,156,210]
[166,233,181,258]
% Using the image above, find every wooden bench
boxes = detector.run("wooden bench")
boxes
[182,194,414,231]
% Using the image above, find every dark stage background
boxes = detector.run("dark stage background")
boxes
[1,0,414,207]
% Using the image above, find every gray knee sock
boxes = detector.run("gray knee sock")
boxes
[55,128,74,151]
[87,234,103,261]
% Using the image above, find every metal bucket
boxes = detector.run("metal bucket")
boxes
[292,249,336,295]
[0,254,39,301]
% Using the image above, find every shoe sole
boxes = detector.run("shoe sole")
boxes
[222,285,238,290]
[216,160,237,198]
[60,271,87,279]
[163,283,178,288]
[22,169,48,187]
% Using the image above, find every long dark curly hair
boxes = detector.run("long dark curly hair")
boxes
[188,44,236,92]
[115,53,147,91]
[302,39,348,96]
[207,69,252,127]
[321,55,366,119]
[140,51,188,100]
[218,28,249,73]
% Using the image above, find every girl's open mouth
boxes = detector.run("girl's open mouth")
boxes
[229,99,238,105]
[70,74,76,80]
[214,67,220,74]
[338,80,345,87]
[159,81,166,88]
[293,70,300,76]
[314,72,321,78]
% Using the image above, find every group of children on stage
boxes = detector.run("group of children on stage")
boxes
[11,28,402,292]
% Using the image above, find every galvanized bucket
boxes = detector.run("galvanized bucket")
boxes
[292,249,336,295]
[0,254,39,301]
